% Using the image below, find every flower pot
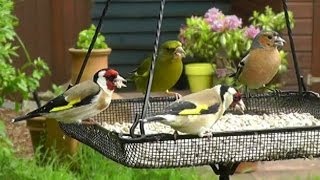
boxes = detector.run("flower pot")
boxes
[26,117,47,154]
[185,63,214,93]
[235,162,258,173]
[45,118,79,159]
[69,48,112,84]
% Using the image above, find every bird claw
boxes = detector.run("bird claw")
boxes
[199,130,213,141]
[173,130,179,142]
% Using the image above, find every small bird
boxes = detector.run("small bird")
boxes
[140,85,246,138]
[129,40,186,99]
[12,68,127,124]
[232,31,286,90]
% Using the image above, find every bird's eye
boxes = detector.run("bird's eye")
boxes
[267,35,273,39]
[233,92,242,102]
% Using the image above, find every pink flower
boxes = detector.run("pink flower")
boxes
[224,15,242,30]
[210,19,225,32]
[216,68,228,78]
[204,7,223,23]
[205,7,226,32]
[244,25,261,39]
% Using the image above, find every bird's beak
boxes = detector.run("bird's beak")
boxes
[114,75,127,88]
[274,36,286,47]
[174,46,186,58]
[234,100,246,114]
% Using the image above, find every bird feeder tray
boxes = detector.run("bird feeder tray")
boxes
[60,91,320,168]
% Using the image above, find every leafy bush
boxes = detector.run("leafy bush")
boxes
[0,0,50,108]
[75,24,108,49]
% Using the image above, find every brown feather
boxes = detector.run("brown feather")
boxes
[64,80,100,102]
[239,48,281,89]
[180,88,221,106]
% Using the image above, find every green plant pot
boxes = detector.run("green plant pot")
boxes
[185,63,214,93]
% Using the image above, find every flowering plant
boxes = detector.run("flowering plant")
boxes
[179,6,294,88]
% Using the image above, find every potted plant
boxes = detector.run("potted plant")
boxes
[69,24,111,84]
[179,6,293,93]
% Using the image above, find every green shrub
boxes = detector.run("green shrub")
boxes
[75,24,108,49]
[0,0,50,109]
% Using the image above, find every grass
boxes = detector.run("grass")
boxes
[72,145,202,180]
[0,121,207,180]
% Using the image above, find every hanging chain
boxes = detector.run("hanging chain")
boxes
[75,0,112,85]
[129,0,166,136]
[281,0,304,93]
[140,0,166,135]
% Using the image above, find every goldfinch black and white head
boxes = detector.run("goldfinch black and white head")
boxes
[12,68,126,124]
[213,85,246,113]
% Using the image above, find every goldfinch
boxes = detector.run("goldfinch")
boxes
[140,85,245,138]
[12,68,127,124]
[233,31,286,89]
[129,40,186,99]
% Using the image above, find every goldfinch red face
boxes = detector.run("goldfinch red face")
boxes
[228,89,246,113]
[95,68,127,90]
[255,31,286,49]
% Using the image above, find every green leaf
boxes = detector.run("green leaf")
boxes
[220,34,226,47]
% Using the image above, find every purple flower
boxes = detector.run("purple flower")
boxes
[224,15,242,30]
[216,68,228,78]
[204,7,223,22]
[210,19,225,32]
[205,7,225,29]
[204,8,226,32]
[244,25,261,39]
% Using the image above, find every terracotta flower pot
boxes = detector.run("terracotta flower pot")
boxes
[45,118,79,158]
[27,117,79,160]
[235,162,258,173]
[69,48,112,84]
[26,117,47,153]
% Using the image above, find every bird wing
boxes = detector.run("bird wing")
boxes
[30,81,100,114]
[230,53,249,78]
[130,56,151,77]
[161,100,220,116]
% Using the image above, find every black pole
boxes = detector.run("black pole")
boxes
[281,0,303,93]
[138,0,166,135]
[75,0,111,85]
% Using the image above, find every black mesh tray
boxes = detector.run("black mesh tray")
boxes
[60,91,320,168]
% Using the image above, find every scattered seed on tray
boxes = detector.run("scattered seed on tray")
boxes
[102,112,320,135]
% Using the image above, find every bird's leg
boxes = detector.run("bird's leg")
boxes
[173,130,179,142]
[82,118,98,125]
[199,128,213,141]
[262,85,281,96]
[165,89,182,100]
[244,86,250,99]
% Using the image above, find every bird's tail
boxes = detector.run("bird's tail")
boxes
[12,113,40,123]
